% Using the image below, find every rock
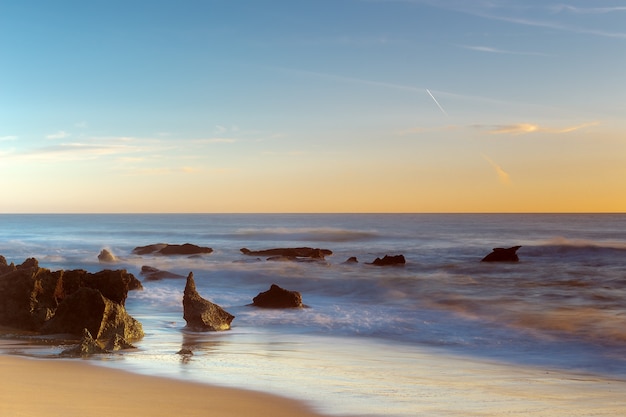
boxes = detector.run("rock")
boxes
[481,246,522,262]
[252,284,303,308]
[0,255,16,275]
[140,265,185,281]
[58,269,143,306]
[98,249,117,263]
[133,243,213,256]
[40,287,144,342]
[177,348,193,355]
[0,263,62,331]
[132,243,168,255]
[105,333,137,351]
[370,254,406,266]
[61,328,108,357]
[343,256,359,264]
[182,272,234,331]
[240,247,332,258]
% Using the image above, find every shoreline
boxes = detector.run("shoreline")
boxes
[0,354,327,417]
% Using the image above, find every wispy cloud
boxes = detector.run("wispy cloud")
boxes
[46,131,70,140]
[484,121,599,135]
[373,0,626,39]
[21,142,138,161]
[483,154,511,185]
[551,5,626,15]
[459,45,549,56]
[0,135,18,141]
[193,137,237,144]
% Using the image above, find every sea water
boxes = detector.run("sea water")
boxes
[1,213,626,416]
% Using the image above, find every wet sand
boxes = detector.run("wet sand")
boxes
[0,355,325,417]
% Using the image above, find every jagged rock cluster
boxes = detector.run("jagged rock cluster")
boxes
[0,255,144,353]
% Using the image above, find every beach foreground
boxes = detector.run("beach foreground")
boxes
[0,355,325,417]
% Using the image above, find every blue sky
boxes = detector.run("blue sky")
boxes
[1,0,625,212]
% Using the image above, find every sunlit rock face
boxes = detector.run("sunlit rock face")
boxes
[182,272,234,331]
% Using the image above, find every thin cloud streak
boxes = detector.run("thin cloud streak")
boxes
[487,121,599,135]
[459,45,549,56]
[426,89,449,117]
[46,131,70,140]
[371,0,626,39]
[483,154,511,185]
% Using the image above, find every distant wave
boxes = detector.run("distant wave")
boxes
[518,238,626,260]
[233,227,379,242]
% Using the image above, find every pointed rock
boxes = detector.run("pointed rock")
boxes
[183,272,234,331]
[61,328,108,357]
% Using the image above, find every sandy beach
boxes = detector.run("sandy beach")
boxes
[0,355,325,417]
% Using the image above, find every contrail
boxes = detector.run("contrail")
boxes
[482,154,511,185]
[426,89,449,117]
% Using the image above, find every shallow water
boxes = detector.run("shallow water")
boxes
[1,214,626,416]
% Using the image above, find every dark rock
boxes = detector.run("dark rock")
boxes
[133,243,168,255]
[177,348,193,355]
[98,249,117,263]
[0,264,63,331]
[240,247,332,258]
[133,243,213,256]
[182,272,234,331]
[58,269,143,306]
[18,257,39,270]
[61,328,108,357]
[0,255,16,274]
[252,284,303,308]
[481,246,522,262]
[40,287,144,342]
[370,254,406,266]
[140,265,185,281]
[343,256,359,264]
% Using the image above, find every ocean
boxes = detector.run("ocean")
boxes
[1,213,626,416]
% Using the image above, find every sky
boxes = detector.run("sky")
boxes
[1,0,625,213]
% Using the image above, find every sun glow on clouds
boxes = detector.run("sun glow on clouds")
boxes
[487,122,599,135]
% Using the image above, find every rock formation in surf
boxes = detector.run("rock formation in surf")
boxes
[182,272,234,331]
[240,247,332,259]
[0,255,144,347]
[133,243,213,256]
[252,284,304,308]
[140,265,186,281]
[369,254,406,266]
[98,249,117,263]
[481,246,522,262]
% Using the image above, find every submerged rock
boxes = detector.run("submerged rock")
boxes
[240,247,332,258]
[481,246,522,262]
[252,284,303,308]
[182,272,234,331]
[140,265,185,281]
[133,243,213,256]
[370,254,406,266]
